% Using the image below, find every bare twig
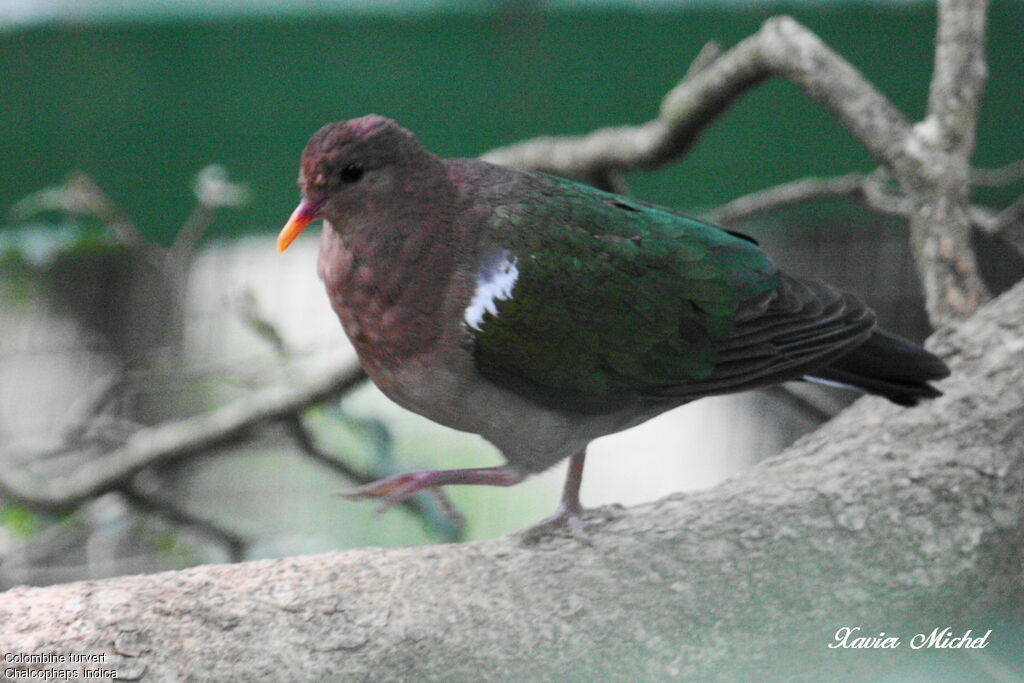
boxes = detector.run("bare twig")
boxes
[281,416,463,540]
[170,204,217,266]
[705,164,1023,252]
[120,487,248,562]
[926,0,987,159]
[985,194,1024,253]
[970,159,1024,187]
[281,416,374,485]
[705,173,870,225]
[170,166,249,265]
[682,40,723,81]
[236,290,291,359]
[56,374,131,446]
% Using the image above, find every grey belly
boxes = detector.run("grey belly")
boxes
[370,350,673,474]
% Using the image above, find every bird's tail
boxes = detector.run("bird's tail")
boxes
[805,329,950,406]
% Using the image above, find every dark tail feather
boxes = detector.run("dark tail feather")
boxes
[806,329,951,407]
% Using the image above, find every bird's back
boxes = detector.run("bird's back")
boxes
[452,161,884,412]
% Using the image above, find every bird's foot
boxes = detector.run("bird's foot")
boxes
[517,500,591,546]
[518,450,592,545]
[339,466,523,513]
[518,450,591,545]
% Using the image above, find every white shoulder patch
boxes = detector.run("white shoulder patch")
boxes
[465,250,519,331]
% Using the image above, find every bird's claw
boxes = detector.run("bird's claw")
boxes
[337,472,434,512]
[339,465,522,520]
[517,504,591,546]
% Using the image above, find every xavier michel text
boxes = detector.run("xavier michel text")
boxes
[830,627,992,650]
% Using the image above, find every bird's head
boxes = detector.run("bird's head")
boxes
[277,115,428,252]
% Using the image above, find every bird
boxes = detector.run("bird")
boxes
[277,115,950,534]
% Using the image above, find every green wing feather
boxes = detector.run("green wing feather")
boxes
[470,173,784,403]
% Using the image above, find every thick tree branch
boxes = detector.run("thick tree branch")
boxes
[901,0,991,326]
[2,279,1022,682]
[927,0,988,157]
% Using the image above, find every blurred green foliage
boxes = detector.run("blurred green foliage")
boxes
[0,503,40,539]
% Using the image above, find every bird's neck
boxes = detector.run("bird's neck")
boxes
[317,182,463,366]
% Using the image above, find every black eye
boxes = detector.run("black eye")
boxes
[340,162,365,184]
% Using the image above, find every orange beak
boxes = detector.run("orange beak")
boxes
[277,199,323,252]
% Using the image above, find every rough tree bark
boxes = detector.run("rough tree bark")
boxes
[906,0,990,325]
[2,279,1021,682]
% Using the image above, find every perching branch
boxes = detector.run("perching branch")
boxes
[3,278,1022,682]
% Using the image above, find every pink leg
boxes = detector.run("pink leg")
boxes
[339,465,523,513]
[521,450,588,541]
[554,449,586,523]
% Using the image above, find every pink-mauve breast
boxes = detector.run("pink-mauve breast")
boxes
[318,221,458,365]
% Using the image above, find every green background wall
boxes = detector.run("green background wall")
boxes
[2,2,1021,243]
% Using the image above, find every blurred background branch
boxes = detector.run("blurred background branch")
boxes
[1,168,462,583]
